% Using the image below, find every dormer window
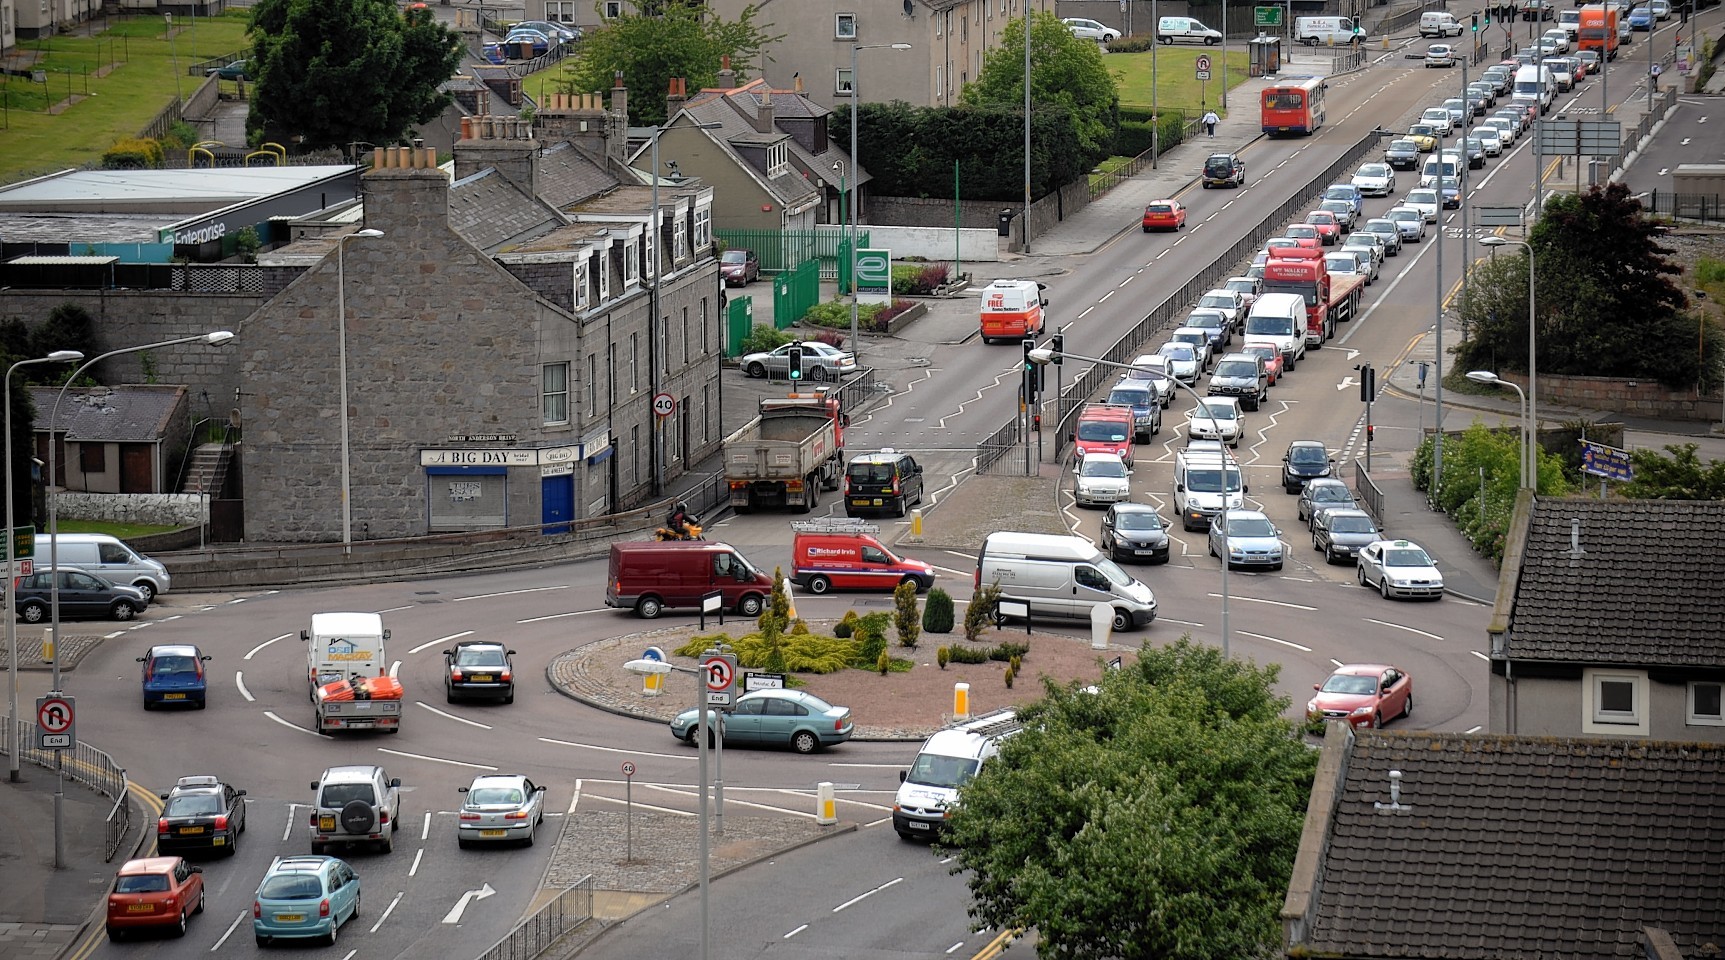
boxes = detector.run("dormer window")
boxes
[573,260,590,309]
[835,12,857,38]
[597,248,611,301]
[693,205,711,250]
[624,238,640,287]
[673,216,688,259]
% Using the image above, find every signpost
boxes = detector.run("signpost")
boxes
[701,652,737,708]
[855,248,891,305]
[1580,439,1633,497]
[35,693,74,749]
[621,760,636,860]
[1196,53,1212,80]
[651,392,677,418]
[1254,5,1282,26]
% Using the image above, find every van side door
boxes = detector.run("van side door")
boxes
[1072,564,1116,618]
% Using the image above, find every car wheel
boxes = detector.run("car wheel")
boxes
[810,366,831,383]
[805,576,831,601]
[1401,693,1413,719]
[174,908,188,938]
[327,915,339,947]
[503,691,514,705]
[19,601,45,624]
[745,362,766,378]
[447,686,458,704]
[255,935,270,948]
[1371,712,1383,730]
[792,730,820,754]
[636,596,664,619]
[352,892,360,919]
[1111,608,1132,632]
[1357,566,1368,586]
[227,830,239,857]
[458,837,471,849]
[195,888,206,913]
[1381,578,1392,600]
[135,582,157,604]
[738,594,765,617]
[111,601,138,621]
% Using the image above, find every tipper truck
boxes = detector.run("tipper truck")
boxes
[724,392,846,513]
[303,612,402,734]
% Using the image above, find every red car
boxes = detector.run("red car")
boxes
[1305,211,1343,244]
[1240,342,1284,385]
[1307,663,1413,730]
[720,248,760,286]
[107,856,204,940]
[1142,199,1188,232]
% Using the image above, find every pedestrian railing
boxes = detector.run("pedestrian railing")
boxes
[1641,189,1725,222]
[0,716,134,862]
[1353,461,1385,524]
[472,875,595,960]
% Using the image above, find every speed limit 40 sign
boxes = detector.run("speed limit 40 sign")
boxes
[652,392,677,418]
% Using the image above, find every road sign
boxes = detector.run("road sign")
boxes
[620,761,636,778]
[36,694,74,750]
[1580,440,1634,482]
[1254,5,1282,25]
[1475,205,1525,227]
[651,392,677,418]
[702,652,737,707]
[6,526,33,562]
[1195,54,1212,81]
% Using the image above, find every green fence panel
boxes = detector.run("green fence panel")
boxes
[726,296,755,357]
[770,258,821,329]
[717,228,868,281]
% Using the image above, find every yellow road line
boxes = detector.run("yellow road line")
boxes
[972,926,1023,960]
[63,777,164,960]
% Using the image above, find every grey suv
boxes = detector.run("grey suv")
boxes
[310,765,402,854]
[1206,353,1269,411]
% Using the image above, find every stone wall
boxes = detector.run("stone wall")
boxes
[55,492,206,527]
[871,180,1090,254]
[1498,371,1723,422]
[865,226,999,263]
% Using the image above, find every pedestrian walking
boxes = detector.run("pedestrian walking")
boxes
[1650,61,1663,92]
[1203,109,1220,136]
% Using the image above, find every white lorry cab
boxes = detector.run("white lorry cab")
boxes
[892,709,1022,839]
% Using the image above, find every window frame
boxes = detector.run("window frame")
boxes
[835,12,857,38]
[693,206,711,251]
[1688,680,1725,727]
[573,259,590,309]
[602,0,621,18]
[541,362,570,426]
[835,68,855,96]
[1581,668,1649,735]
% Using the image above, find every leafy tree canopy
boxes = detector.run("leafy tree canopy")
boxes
[1456,183,1721,390]
[939,638,1316,960]
[1621,442,1725,499]
[960,12,1119,166]
[248,0,464,151]
[559,2,783,126]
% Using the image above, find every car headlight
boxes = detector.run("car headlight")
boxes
[1351,705,1375,716]
[1306,700,1319,714]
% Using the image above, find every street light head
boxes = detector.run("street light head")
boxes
[203,331,237,345]
[623,658,674,676]
[45,350,83,362]
[353,228,385,239]
[890,42,912,49]
[1466,370,1502,385]
[1479,236,1509,247]
[1027,347,1056,365]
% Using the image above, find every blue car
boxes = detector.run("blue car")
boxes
[1628,6,1654,29]
[137,644,210,710]
[253,856,360,947]
[1322,183,1365,217]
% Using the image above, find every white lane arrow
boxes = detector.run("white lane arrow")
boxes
[1682,137,1692,145]
[1338,377,1357,392]
[1658,167,1670,176]
[442,882,496,924]
[1346,349,1360,360]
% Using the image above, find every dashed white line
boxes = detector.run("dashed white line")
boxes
[282,805,300,842]
[375,748,497,771]
[369,892,404,934]
[518,609,608,623]
[1204,594,1316,611]
[234,671,254,702]
[1236,630,1313,652]
[1465,725,1483,734]
[408,630,473,655]
[420,811,432,841]
[245,634,292,660]
[210,911,247,951]
[418,701,493,730]
[833,877,904,912]
[1363,618,1444,641]
[1470,650,1491,661]
[264,711,330,739]
[539,737,690,761]
[452,585,570,602]
[409,848,425,877]
[946,942,967,954]
[784,924,809,939]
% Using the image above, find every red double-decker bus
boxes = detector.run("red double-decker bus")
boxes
[1260,76,1327,136]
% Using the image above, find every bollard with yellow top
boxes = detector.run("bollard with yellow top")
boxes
[953,682,970,719]
[815,781,838,825]
[907,508,924,542]
[641,645,667,696]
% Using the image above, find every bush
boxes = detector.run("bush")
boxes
[946,643,992,665]
[991,641,1030,663]
[739,323,793,355]
[871,300,917,330]
[890,262,952,295]
[801,297,914,333]
[1003,665,1016,688]
[877,650,892,675]
[922,587,955,634]
[834,610,858,638]
[850,611,891,667]
[964,580,1003,642]
[102,137,164,169]
[1106,32,1157,52]
[806,329,846,348]
[937,646,951,669]
[893,580,921,649]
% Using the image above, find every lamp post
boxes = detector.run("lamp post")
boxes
[5,350,82,784]
[849,42,912,368]
[624,656,714,960]
[1480,235,1536,487]
[1466,370,1531,489]
[336,228,384,552]
[1027,347,1237,657]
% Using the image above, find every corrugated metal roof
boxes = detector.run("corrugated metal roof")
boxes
[0,166,357,211]
[7,255,120,265]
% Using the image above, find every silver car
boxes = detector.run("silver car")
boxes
[1074,453,1132,507]
[1385,206,1427,242]
[1326,251,1377,286]
[1341,233,1386,271]
[1357,539,1445,600]
[1359,219,1403,256]
[1312,508,1381,564]
[456,775,546,847]
[1298,477,1359,529]
[1208,509,1284,571]
[739,341,857,382]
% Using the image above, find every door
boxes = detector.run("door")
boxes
[540,475,573,535]
[120,446,154,493]
[1071,564,1115,621]
[60,570,107,617]
[724,695,765,743]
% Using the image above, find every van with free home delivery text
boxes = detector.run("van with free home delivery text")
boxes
[978,279,1047,344]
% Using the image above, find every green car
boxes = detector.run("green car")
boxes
[671,689,854,754]
[208,59,252,81]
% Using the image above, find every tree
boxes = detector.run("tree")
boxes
[893,580,920,649]
[559,2,783,127]
[31,303,98,365]
[939,638,1317,960]
[1456,183,1722,390]
[248,0,463,151]
[1621,443,1725,499]
[959,12,1118,170]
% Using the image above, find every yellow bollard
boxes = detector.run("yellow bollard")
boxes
[954,682,970,719]
[786,583,797,621]
[643,672,664,697]
[816,781,838,825]
[910,508,923,538]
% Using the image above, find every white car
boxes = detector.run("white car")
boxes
[1425,44,1456,68]
[739,341,857,381]
[1651,0,1671,19]
[1063,17,1121,41]
[1074,453,1132,507]
[1404,189,1440,223]
[1325,251,1377,286]
[1341,232,1385,271]
[1121,355,1176,407]
[1356,539,1445,600]
[1185,397,1244,447]
[1479,117,1517,149]
[1541,28,1571,52]
[1419,107,1455,134]
[1208,509,1284,571]
[1197,289,1245,327]
[1157,342,1202,384]
[1350,163,1396,197]
[1385,206,1428,242]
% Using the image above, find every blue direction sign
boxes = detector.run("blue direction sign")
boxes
[1579,440,1633,483]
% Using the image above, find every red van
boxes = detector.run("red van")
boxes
[605,541,773,619]
[789,520,936,595]
[1072,403,1136,467]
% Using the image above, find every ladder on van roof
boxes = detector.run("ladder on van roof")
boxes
[790,519,881,534]
[950,708,1022,739]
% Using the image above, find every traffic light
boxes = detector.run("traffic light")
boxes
[1022,337,1037,372]
[1483,8,1491,26]
[1357,363,1376,402]
[1051,333,1065,365]
[788,344,804,381]
[1471,12,1480,31]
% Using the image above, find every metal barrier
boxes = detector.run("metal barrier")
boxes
[1353,460,1385,524]
[472,875,595,960]
[1642,189,1725,222]
[1,716,134,862]
[975,416,1026,475]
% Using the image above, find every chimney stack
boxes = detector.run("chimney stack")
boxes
[666,77,687,124]
[609,71,629,166]
[537,92,613,162]
[453,115,538,197]
[753,87,775,134]
[360,144,447,235]
[717,55,736,90]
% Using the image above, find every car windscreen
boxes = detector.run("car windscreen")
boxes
[455,647,507,667]
[1311,485,1354,503]
[1226,517,1276,537]
[1096,557,1136,587]
[1205,158,1234,174]
[720,250,746,264]
[906,753,981,789]
[258,875,324,901]
[149,656,198,676]
[468,787,525,805]
[1199,295,1232,309]
[1289,446,1328,465]
[1108,389,1152,407]
[1244,315,1293,335]
[1077,423,1128,442]
[1214,360,1257,379]
[1186,468,1243,492]
[1197,403,1237,421]
[164,794,222,817]
[1321,674,1377,695]
[1147,203,1174,214]
[1160,344,1196,361]
[1330,517,1378,534]
[319,784,374,808]
[1080,459,1128,478]
[1385,548,1434,566]
[1114,511,1162,531]
[115,875,170,894]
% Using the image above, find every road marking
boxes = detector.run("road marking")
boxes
[418,701,493,730]
[282,805,300,842]
[833,877,904,913]
[244,634,292,660]
[518,608,610,623]
[1330,658,1345,668]
[1160,617,1205,627]
[1363,618,1444,641]
[408,630,472,655]
[210,911,247,951]
[409,848,425,877]
[421,810,432,840]
[1203,594,1316,611]
[1338,376,1357,391]
[452,585,570,602]
[376,748,497,771]
[785,924,809,939]
[235,671,254,702]
[568,779,583,815]
[1236,630,1313,652]
[1471,650,1491,661]
[390,660,401,679]
[580,792,694,815]
[264,711,330,739]
[370,892,404,934]
[539,736,690,761]
[1465,725,1483,733]
[443,883,497,924]
[946,942,967,954]
[375,604,415,614]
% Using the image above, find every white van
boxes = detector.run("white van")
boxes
[1421,156,1460,187]
[1241,292,1306,370]
[892,709,1020,839]
[976,532,1156,632]
[36,533,171,602]
[1557,8,1582,36]
[1296,15,1364,44]
[1420,11,1464,36]
[1157,15,1222,44]
[1512,65,1555,111]
[1173,445,1246,531]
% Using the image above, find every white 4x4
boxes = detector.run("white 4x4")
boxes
[310,765,402,854]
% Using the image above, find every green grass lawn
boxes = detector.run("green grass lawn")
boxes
[47,519,182,538]
[1107,48,1253,116]
[0,11,250,184]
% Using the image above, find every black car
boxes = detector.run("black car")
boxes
[15,568,146,622]
[844,449,924,518]
[1384,139,1421,170]
[1201,153,1246,188]
[1282,440,1335,493]
[156,775,247,856]
[444,640,516,703]
[1100,503,1171,564]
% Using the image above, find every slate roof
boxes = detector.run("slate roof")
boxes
[447,167,567,254]
[674,99,822,210]
[1294,731,1725,960]
[533,141,620,210]
[1506,498,1725,666]
[29,385,186,443]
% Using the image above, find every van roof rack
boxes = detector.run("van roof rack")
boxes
[790,519,881,534]
[950,707,1022,739]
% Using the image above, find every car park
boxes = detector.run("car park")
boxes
[1356,539,1445,599]
[1074,453,1133,507]
[443,640,516,704]
[252,856,359,947]
[1385,206,1428,242]
[1105,381,1163,439]
[107,857,204,940]
[1238,343,1284,385]
[1312,508,1382,563]
[1064,16,1122,41]
[137,644,211,709]
[456,774,546,847]
[17,568,146,622]
[1307,664,1413,730]
[1404,189,1440,222]
[671,688,853,752]
[1425,43,1456,67]
[1100,503,1171,564]
[720,248,760,285]
[1185,396,1245,447]
[1359,218,1403,256]
[1350,162,1396,196]
[1384,139,1421,170]
[1281,440,1334,492]
[1298,477,1359,527]
[156,775,246,856]
[739,341,856,381]
[1197,289,1245,327]
[1142,198,1188,231]
[309,765,402,854]
[1318,198,1359,230]
[1304,211,1342,244]
[1208,509,1284,570]
[1202,153,1247,188]
[1323,183,1365,217]
[1325,250,1376,286]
